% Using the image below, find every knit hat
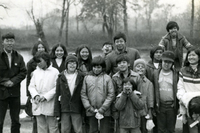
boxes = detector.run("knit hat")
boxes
[114,32,126,42]
[2,32,15,40]
[65,54,78,66]
[161,51,175,62]
[150,46,164,60]
[166,21,179,32]
[92,56,106,69]
[134,59,146,68]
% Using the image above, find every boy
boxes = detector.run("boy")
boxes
[81,56,115,133]
[101,42,113,57]
[154,51,178,133]
[54,54,85,133]
[112,55,143,133]
[133,59,154,133]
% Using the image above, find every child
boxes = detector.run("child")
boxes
[54,54,85,133]
[101,42,113,57]
[177,47,200,132]
[154,51,178,133]
[81,56,115,133]
[28,51,59,133]
[133,59,154,133]
[115,77,144,133]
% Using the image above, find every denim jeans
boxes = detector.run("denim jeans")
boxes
[87,116,111,133]
[119,127,141,133]
[61,113,82,133]
[36,115,59,133]
[0,97,21,133]
[157,105,176,133]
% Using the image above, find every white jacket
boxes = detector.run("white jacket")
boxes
[28,66,59,116]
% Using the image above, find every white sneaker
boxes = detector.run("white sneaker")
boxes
[20,110,28,119]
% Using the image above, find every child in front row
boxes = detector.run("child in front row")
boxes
[81,56,115,133]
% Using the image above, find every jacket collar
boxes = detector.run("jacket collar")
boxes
[113,69,139,78]
[165,32,184,41]
[115,47,128,55]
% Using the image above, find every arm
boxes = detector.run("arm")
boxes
[26,60,36,96]
[28,73,39,99]
[115,92,128,111]
[158,33,168,49]
[129,91,144,110]
[105,55,112,74]
[98,78,115,114]
[182,36,193,49]
[54,78,61,117]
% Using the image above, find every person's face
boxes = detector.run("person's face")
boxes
[117,61,130,72]
[67,61,77,73]
[169,27,178,38]
[123,81,133,94]
[102,44,113,55]
[115,38,126,51]
[2,38,15,53]
[37,44,45,52]
[80,48,89,60]
[188,51,199,65]
[93,65,103,75]
[55,46,64,59]
[192,113,200,121]
[162,60,173,72]
[154,50,163,62]
[37,58,47,70]
[135,63,145,76]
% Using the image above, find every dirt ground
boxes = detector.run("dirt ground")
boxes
[2,110,183,133]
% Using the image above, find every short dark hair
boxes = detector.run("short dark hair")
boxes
[188,96,200,118]
[184,47,200,67]
[92,56,106,70]
[2,32,15,40]
[31,41,48,56]
[50,43,68,60]
[122,77,137,91]
[116,55,130,65]
[33,51,51,68]
[102,42,113,49]
[113,32,126,43]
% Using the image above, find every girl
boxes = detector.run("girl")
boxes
[50,44,68,73]
[29,51,59,133]
[177,47,200,133]
[75,45,92,74]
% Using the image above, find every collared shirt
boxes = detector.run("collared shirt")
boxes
[4,49,12,68]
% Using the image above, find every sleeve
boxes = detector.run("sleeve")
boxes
[158,34,168,49]
[10,55,27,85]
[182,36,193,49]
[81,77,92,110]
[177,72,186,101]
[135,49,141,60]
[28,72,39,99]
[54,78,61,117]
[26,61,35,96]
[105,55,112,75]
[147,81,154,108]
[98,77,115,114]
[129,91,145,110]
[115,92,127,111]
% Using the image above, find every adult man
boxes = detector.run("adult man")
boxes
[106,32,140,76]
[158,21,193,71]
[0,32,27,133]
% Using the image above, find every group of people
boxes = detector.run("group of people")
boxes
[0,20,200,133]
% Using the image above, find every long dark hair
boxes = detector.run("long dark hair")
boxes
[31,41,48,56]
[75,45,92,71]
[50,43,68,60]
[184,47,200,67]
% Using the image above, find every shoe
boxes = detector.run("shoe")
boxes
[20,110,28,119]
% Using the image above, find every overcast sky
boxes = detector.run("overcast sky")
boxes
[0,0,194,28]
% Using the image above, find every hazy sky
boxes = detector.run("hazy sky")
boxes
[0,0,194,28]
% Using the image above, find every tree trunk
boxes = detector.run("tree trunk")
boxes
[123,0,128,35]
[65,5,69,47]
[190,0,194,38]
[58,0,66,42]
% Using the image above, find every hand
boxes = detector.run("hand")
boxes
[34,95,40,104]
[123,86,132,94]
[39,96,46,102]
[133,90,141,95]
[3,80,14,87]
[56,117,60,121]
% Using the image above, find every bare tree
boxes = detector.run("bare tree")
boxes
[190,0,194,38]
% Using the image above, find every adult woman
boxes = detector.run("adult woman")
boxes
[177,47,200,133]
[50,43,68,73]
[75,45,92,74]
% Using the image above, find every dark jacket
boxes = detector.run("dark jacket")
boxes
[51,59,66,73]
[115,92,144,128]
[0,50,27,99]
[54,70,85,117]
[158,33,192,71]
[26,58,37,96]
[146,60,161,84]
[154,68,178,113]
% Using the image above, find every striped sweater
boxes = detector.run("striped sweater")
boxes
[177,65,200,116]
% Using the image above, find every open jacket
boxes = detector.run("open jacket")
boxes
[54,70,85,117]
[0,50,27,99]
[81,72,115,116]
[154,68,178,113]
[158,33,192,71]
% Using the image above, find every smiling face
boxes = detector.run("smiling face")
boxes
[55,46,64,59]
[2,38,15,53]
[117,60,130,72]
[154,50,163,62]
[93,65,103,75]
[188,51,199,65]
[102,44,113,55]
[37,44,45,52]
[135,63,146,76]
[162,60,173,72]
[115,38,126,52]
[67,61,77,73]
[169,27,178,38]
[80,48,89,60]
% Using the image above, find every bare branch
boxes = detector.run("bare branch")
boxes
[0,4,8,9]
